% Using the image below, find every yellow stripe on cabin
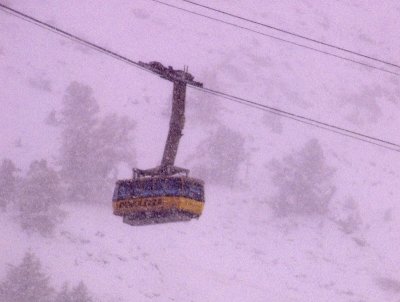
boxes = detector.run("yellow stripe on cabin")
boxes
[113,196,204,216]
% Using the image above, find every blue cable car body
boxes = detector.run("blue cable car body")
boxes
[112,176,205,225]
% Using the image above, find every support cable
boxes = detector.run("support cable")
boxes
[1,3,399,153]
[0,3,157,77]
[180,0,400,70]
[150,0,400,77]
[189,85,400,153]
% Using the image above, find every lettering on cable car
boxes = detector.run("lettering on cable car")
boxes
[117,198,163,209]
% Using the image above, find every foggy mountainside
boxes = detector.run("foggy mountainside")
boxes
[1,1,400,301]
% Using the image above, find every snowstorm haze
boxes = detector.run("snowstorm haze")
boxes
[1,1,400,301]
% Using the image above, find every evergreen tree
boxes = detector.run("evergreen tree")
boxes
[189,125,246,186]
[69,282,93,302]
[0,158,19,209]
[55,282,93,302]
[58,82,135,203]
[18,159,63,236]
[332,197,362,234]
[59,82,99,203]
[0,252,54,302]
[269,139,336,217]
[54,284,71,302]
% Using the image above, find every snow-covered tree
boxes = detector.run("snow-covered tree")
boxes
[0,158,19,209]
[54,284,71,302]
[269,138,336,217]
[331,197,362,234]
[17,159,63,236]
[189,125,246,186]
[58,82,135,203]
[0,252,54,302]
[55,282,93,302]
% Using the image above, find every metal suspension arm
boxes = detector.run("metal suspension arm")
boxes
[161,81,186,167]
[133,61,203,177]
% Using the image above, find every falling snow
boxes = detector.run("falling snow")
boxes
[1,1,400,301]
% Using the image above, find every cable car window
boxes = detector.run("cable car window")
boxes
[151,178,165,196]
[164,178,182,196]
[189,183,203,201]
[117,184,129,200]
[113,184,120,201]
[141,180,153,197]
[132,180,143,197]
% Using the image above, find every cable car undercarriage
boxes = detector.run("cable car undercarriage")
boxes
[112,62,205,226]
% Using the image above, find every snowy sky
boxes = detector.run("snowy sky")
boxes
[1,1,400,301]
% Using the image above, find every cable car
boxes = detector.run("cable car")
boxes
[112,61,205,226]
[112,173,205,226]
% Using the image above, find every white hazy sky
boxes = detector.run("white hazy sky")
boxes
[1,1,400,301]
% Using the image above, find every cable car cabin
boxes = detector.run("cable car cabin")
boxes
[112,176,205,226]
[113,61,205,226]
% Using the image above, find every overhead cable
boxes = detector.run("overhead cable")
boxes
[1,3,399,154]
[180,0,400,70]
[0,3,157,77]
[188,85,400,153]
[150,0,400,77]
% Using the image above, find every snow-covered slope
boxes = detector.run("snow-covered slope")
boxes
[1,0,399,301]
[1,190,398,302]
